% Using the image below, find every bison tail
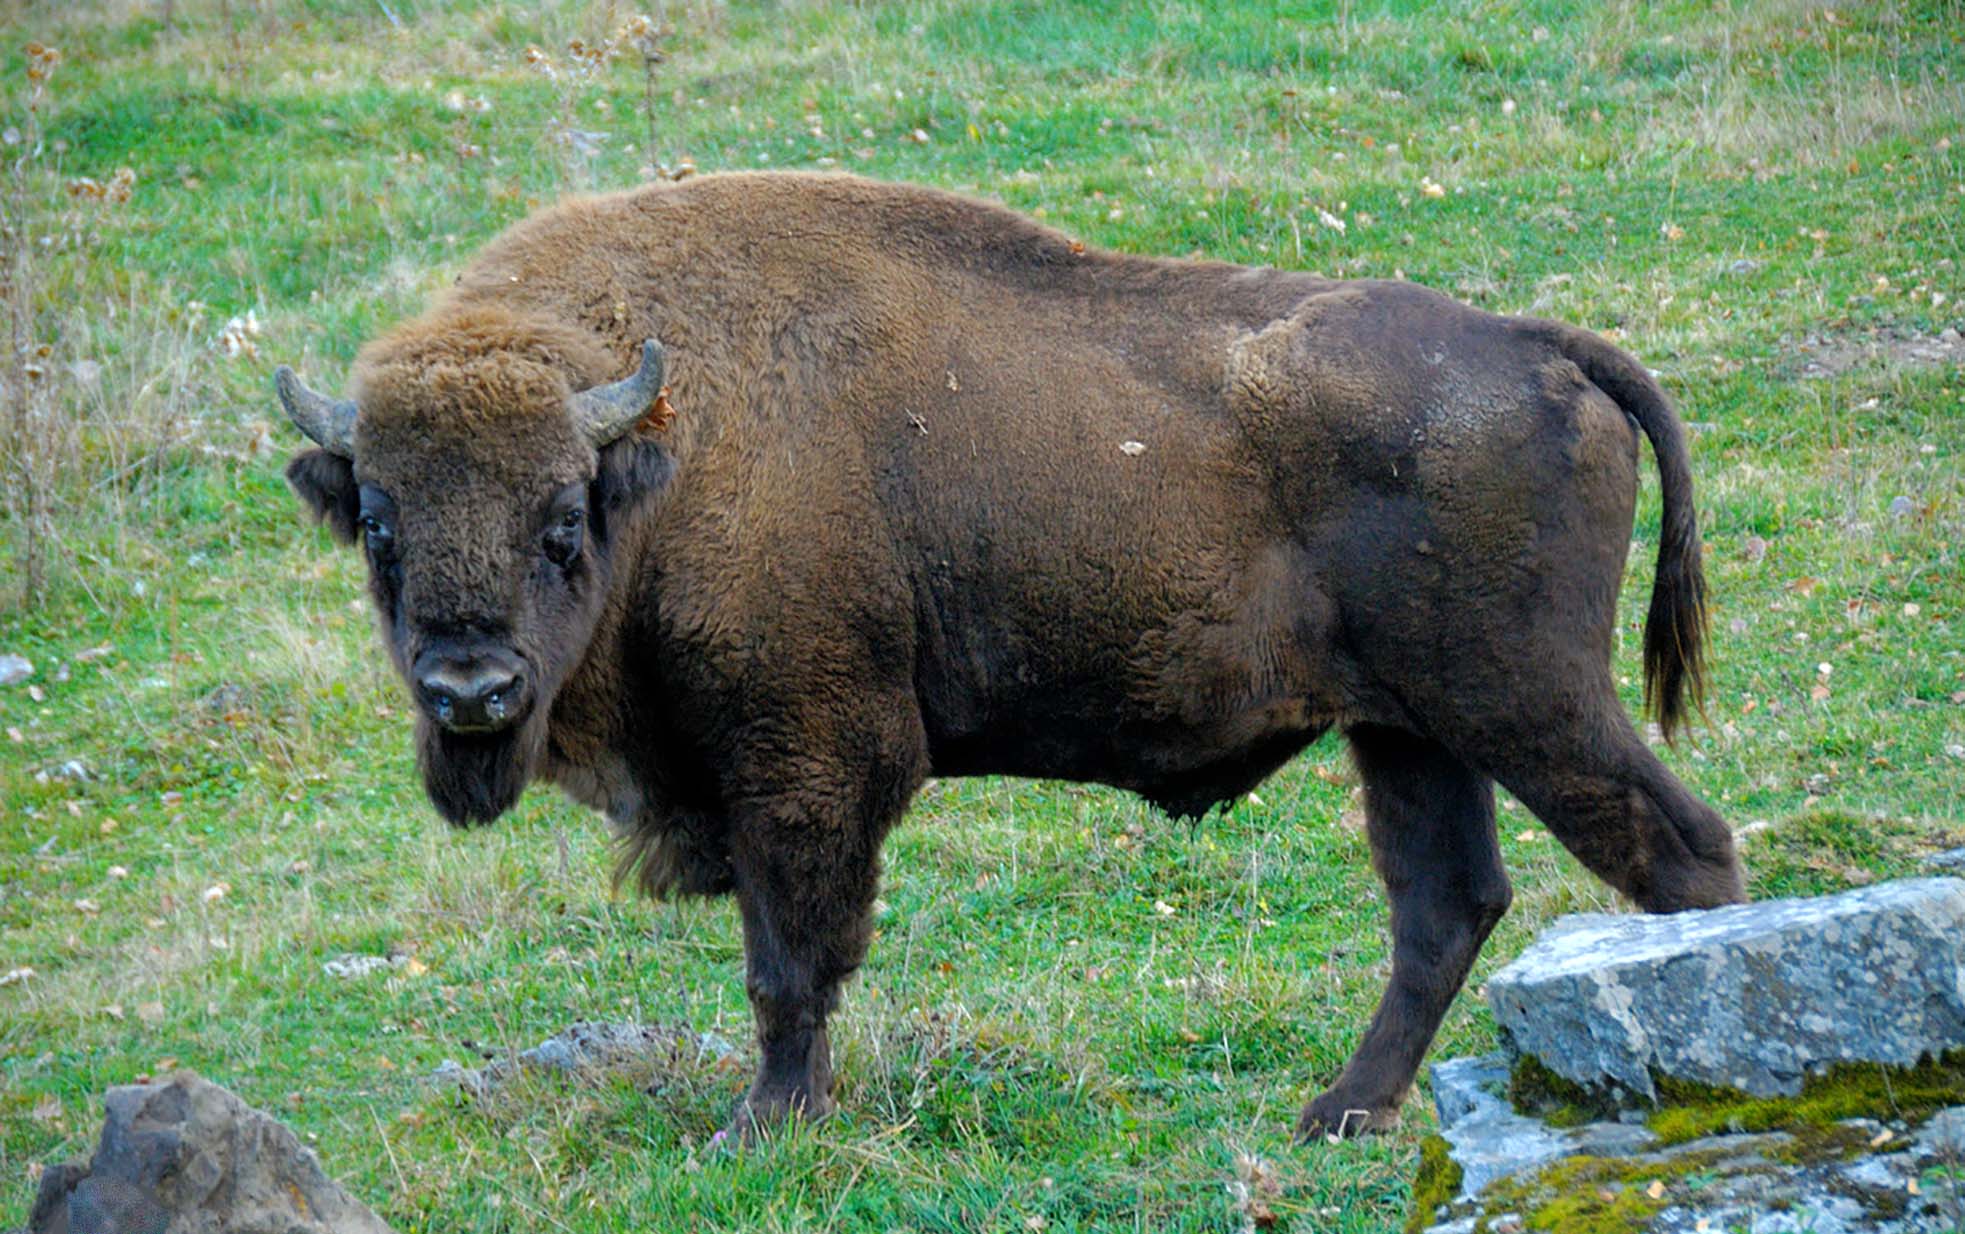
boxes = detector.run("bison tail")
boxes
[1529,319,1709,743]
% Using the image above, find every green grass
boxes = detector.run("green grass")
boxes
[3,1,1963,1230]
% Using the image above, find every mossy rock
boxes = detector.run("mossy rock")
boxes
[1407,1050,1965,1233]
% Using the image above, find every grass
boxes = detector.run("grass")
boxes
[2,0,1963,1229]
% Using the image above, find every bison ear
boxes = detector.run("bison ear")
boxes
[286,448,360,545]
[592,436,675,536]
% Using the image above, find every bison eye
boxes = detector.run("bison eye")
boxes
[543,508,584,567]
[359,514,394,556]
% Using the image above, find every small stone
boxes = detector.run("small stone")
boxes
[1726,258,1761,276]
[1889,495,1915,518]
[321,954,403,978]
[1924,847,1965,871]
[0,654,32,686]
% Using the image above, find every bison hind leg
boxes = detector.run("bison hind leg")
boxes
[1484,712,1744,914]
[1299,724,1511,1141]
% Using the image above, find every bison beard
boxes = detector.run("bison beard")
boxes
[417,714,546,826]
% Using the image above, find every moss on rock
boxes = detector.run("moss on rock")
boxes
[1406,1134,1464,1234]
[1415,1050,1965,1232]
[1646,1048,1965,1145]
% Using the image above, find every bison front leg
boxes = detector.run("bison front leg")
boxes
[721,788,888,1141]
[1299,725,1511,1140]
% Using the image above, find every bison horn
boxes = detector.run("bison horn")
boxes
[274,366,358,458]
[568,338,667,447]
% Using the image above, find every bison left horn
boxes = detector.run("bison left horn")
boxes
[274,366,359,458]
[568,338,667,447]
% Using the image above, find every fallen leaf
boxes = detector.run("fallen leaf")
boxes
[137,1001,165,1025]
[1646,1180,1665,1200]
[31,1095,61,1123]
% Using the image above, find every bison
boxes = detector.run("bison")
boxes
[276,171,1743,1140]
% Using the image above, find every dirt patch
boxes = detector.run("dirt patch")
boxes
[1787,326,1964,379]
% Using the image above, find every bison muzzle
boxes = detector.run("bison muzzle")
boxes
[277,172,1743,1142]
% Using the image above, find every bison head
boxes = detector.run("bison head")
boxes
[276,315,674,825]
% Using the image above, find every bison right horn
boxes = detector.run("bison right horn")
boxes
[274,367,358,458]
[568,338,667,447]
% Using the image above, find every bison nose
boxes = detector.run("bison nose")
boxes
[415,658,528,734]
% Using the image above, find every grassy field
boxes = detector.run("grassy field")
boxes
[1,0,1962,1229]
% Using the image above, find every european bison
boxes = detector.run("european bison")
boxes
[277,172,1743,1140]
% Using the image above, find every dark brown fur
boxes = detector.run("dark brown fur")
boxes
[283,172,1743,1140]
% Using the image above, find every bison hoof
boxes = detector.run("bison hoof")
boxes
[721,1087,837,1145]
[1294,1093,1403,1142]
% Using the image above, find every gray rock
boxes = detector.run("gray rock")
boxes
[433,1020,737,1096]
[1923,847,1965,871]
[0,654,32,686]
[29,1072,393,1234]
[1487,878,1965,1099]
[1431,1052,1511,1129]
[1890,495,1916,518]
[1437,1092,1573,1197]
[1914,1104,1965,1156]
[1427,1052,1657,1199]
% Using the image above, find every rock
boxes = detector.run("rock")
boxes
[1914,1104,1965,1156]
[321,953,405,979]
[433,1020,737,1096]
[1890,495,1916,518]
[1431,1053,1510,1129]
[1923,846,1965,870]
[1726,258,1762,276]
[1429,1052,1656,1198]
[29,1071,393,1234]
[1418,1117,1963,1233]
[0,654,32,686]
[1486,878,1965,1100]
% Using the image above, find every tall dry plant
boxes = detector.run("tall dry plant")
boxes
[524,10,682,192]
[2,41,62,607]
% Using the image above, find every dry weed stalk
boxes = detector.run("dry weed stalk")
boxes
[2,40,62,606]
[524,11,679,191]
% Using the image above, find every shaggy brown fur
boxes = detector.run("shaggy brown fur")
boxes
[282,171,1743,1141]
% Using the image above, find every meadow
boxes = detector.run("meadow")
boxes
[1,1,1962,1229]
